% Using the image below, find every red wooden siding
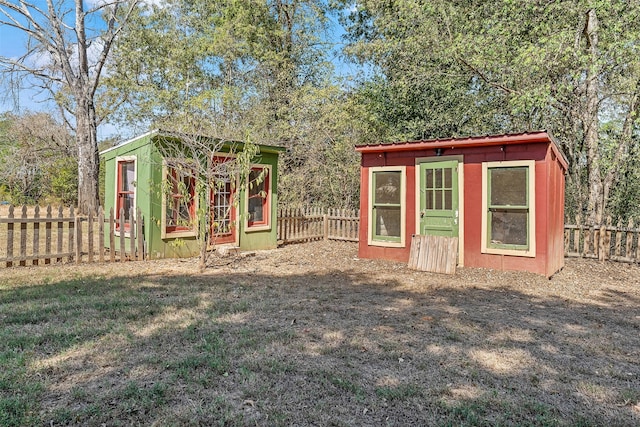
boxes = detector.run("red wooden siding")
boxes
[356,132,567,277]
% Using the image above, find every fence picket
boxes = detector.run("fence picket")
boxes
[6,205,14,267]
[75,214,82,264]
[637,225,640,262]
[57,206,63,263]
[603,217,613,261]
[20,206,27,266]
[88,210,94,263]
[119,208,126,261]
[68,206,75,263]
[626,218,634,263]
[614,219,623,259]
[137,208,144,261]
[583,225,591,258]
[45,205,52,265]
[33,206,40,266]
[109,208,116,263]
[99,207,105,263]
[573,215,581,256]
[129,207,135,260]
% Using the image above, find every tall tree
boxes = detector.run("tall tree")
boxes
[106,0,362,207]
[344,1,640,223]
[0,0,140,213]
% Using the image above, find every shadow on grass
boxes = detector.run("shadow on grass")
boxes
[0,267,638,426]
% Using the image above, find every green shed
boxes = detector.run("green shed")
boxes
[100,130,284,259]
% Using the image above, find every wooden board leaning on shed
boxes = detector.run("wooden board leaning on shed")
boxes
[408,235,458,274]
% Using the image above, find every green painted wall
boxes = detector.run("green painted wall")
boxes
[101,131,283,259]
[238,150,280,252]
[102,132,155,257]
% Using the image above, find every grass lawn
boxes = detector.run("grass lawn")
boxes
[0,241,638,426]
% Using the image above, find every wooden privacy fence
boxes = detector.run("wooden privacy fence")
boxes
[564,216,640,263]
[277,207,360,244]
[0,205,145,268]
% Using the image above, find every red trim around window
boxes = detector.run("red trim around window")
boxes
[247,167,269,228]
[165,166,196,234]
[210,155,237,244]
[116,160,135,231]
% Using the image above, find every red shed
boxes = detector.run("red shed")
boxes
[356,131,568,277]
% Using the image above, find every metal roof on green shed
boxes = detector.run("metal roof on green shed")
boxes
[100,129,285,156]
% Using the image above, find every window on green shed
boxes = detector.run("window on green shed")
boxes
[116,157,136,233]
[246,165,272,231]
[162,160,197,238]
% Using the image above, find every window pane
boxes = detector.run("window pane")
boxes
[444,168,452,188]
[490,167,527,206]
[490,210,528,246]
[426,170,433,189]
[180,201,191,222]
[375,172,401,204]
[119,194,133,219]
[444,190,452,210]
[249,169,266,198]
[120,161,135,191]
[249,197,264,223]
[426,189,434,210]
[375,207,401,238]
[435,169,443,188]
[435,190,443,209]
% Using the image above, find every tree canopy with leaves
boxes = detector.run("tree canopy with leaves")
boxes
[104,0,361,208]
[344,0,640,223]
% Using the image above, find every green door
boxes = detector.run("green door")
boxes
[419,161,459,237]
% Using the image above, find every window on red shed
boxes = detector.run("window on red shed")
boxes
[481,160,536,257]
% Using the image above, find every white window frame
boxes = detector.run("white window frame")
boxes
[481,160,536,257]
[368,166,407,248]
[161,158,199,239]
[244,164,272,232]
[114,155,137,237]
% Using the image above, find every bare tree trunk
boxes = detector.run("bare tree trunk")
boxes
[583,9,603,225]
[76,98,100,215]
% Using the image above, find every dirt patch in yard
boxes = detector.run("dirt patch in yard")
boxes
[0,240,639,426]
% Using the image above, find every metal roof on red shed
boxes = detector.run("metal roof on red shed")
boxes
[355,131,568,170]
